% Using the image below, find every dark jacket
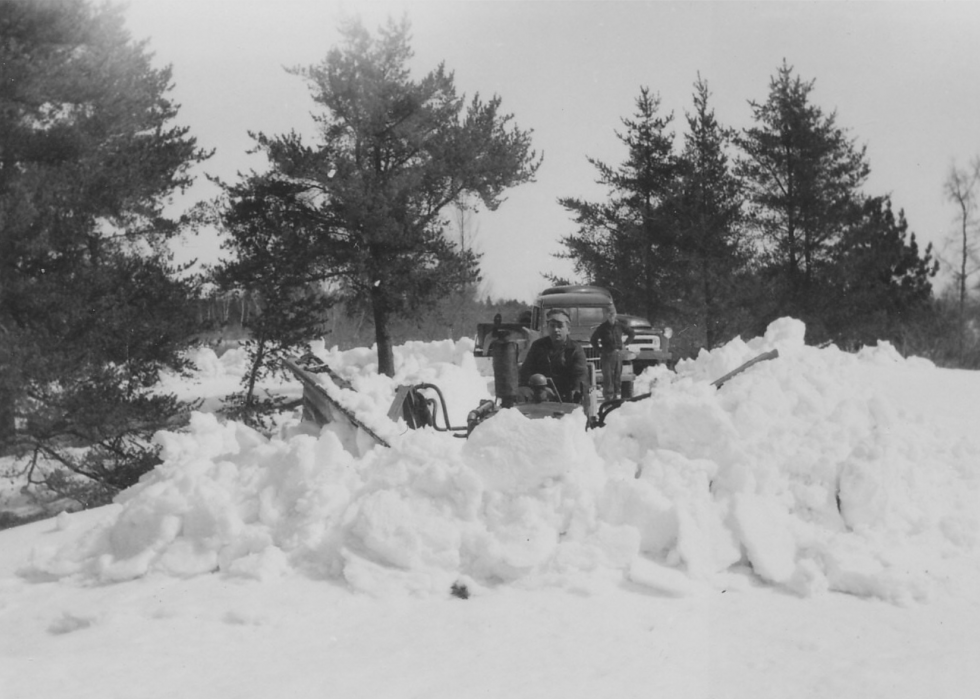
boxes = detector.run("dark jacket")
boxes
[590,319,635,354]
[519,336,589,403]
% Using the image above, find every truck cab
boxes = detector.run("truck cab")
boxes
[531,285,612,341]
[474,285,673,398]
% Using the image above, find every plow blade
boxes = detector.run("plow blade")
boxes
[282,357,390,449]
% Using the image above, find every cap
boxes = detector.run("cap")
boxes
[546,309,571,325]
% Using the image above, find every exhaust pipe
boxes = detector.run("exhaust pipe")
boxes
[490,338,519,408]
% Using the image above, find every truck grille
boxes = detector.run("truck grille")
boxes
[629,335,661,350]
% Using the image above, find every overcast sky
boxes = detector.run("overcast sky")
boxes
[125,0,980,305]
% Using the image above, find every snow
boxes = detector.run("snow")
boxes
[3,318,980,698]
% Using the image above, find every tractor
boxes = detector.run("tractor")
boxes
[284,340,778,447]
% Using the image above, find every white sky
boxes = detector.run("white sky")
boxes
[124,0,980,304]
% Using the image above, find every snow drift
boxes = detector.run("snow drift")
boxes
[28,319,980,604]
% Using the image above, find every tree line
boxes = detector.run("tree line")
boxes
[556,69,938,355]
[2,0,979,510]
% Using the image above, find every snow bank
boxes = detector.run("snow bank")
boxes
[155,345,258,411]
[29,319,980,604]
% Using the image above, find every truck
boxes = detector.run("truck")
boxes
[474,285,674,398]
[617,313,673,372]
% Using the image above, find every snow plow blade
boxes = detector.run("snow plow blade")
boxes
[282,356,390,449]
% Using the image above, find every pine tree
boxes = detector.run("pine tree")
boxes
[241,16,541,377]
[737,61,870,333]
[673,76,750,348]
[211,174,335,428]
[0,0,210,504]
[828,196,938,347]
[558,87,680,320]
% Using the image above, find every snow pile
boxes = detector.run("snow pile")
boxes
[28,319,980,604]
[154,345,256,410]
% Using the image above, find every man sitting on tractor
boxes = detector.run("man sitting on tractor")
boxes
[517,309,589,404]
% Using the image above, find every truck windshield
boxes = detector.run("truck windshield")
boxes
[576,307,606,327]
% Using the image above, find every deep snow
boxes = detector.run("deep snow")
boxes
[2,317,979,699]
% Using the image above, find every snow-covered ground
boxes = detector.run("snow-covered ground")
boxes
[2,318,980,699]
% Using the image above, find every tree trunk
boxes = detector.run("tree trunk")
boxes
[0,390,15,450]
[244,339,266,408]
[701,255,716,350]
[643,201,657,320]
[959,204,968,365]
[371,286,395,377]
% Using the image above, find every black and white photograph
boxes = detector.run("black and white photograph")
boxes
[3,2,980,697]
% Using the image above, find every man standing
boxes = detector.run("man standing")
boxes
[518,309,589,403]
[590,304,635,400]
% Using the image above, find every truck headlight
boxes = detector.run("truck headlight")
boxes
[664,327,673,339]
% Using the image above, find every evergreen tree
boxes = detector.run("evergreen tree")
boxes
[673,76,750,348]
[828,196,938,347]
[558,88,680,320]
[737,61,870,334]
[242,17,541,377]
[211,174,336,428]
[0,0,210,504]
